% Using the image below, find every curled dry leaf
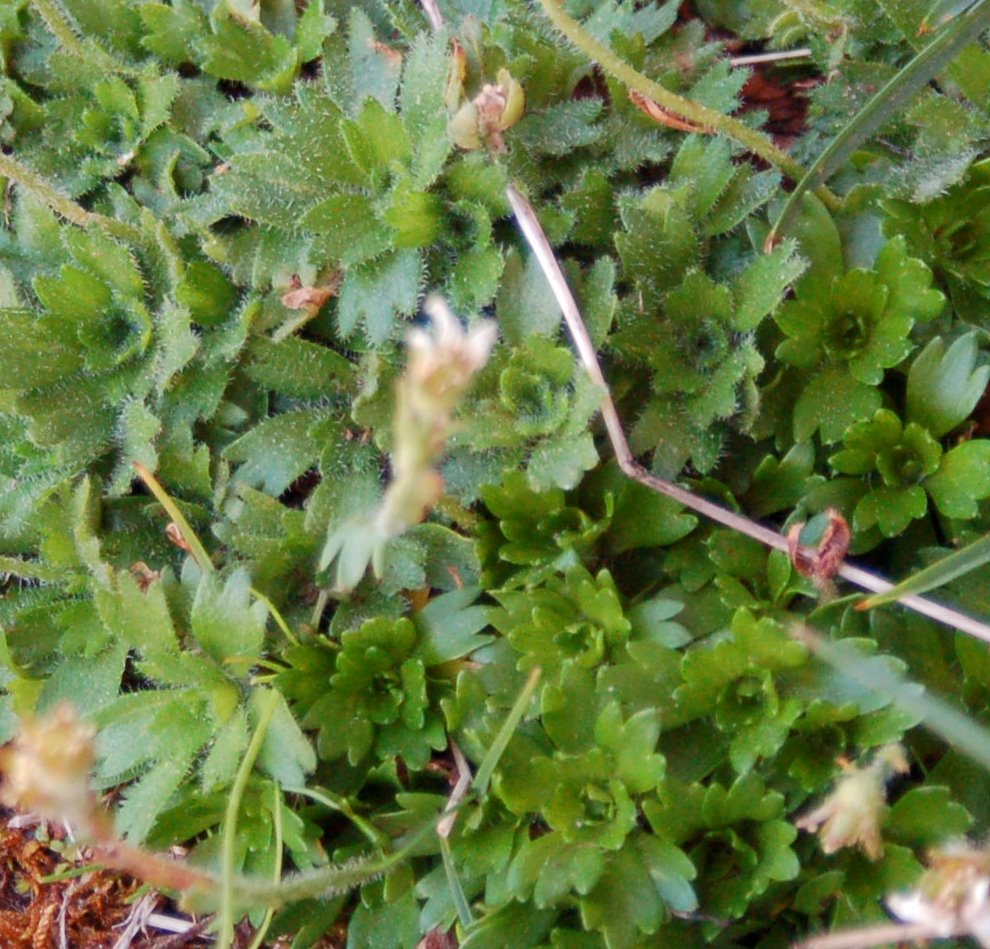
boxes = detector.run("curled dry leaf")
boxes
[165,522,191,552]
[787,507,852,591]
[129,561,161,592]
[628,90,714,134]
[280,271,341,311]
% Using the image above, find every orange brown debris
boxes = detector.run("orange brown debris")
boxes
[417,930,457,949]
[0,810,137,947]
[280,272,341,312]
[739,70,820,152]
[164,523,191,553]
[368,39,402,68]
[0,809,220,948]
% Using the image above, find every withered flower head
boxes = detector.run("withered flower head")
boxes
[889,840,990,946]
[448,68,525,152]
[405,295,497,422]
[372,297,495,543]
[0,703,98,832]
[796,744,908,861]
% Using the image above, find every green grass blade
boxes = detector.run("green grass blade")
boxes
[768,0,990,244]
[246,780,283,949]
[796,626,990,772]
[135,462,294,643]
[218,688,280,948]
[248,587,300,646]
[860,533,990,608]
[440,834,474,929]
[282,785,388,850]
[471,668,541,798]
[919,0,981,35]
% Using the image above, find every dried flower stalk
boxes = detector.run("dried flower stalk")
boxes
[321,298,496,591]
[506,182,990,647]
[373,297,497,541]
[0,705,437,914]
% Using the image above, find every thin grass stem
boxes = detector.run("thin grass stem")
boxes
[282,785,388,850]
[472,667,541,798]
[133,462,214,574]
[440,835,473,928]
[217,688,280,948]
[245,781,283,949]
[228,816,440,907]
[506,182,990,646]
[248,588,300,646]
[795,625,990,772]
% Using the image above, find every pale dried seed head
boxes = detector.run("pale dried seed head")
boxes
[0,703,97,831]
[889,840,990,945]
[372,298,495,543]
[405,296,497,418]
[796,744,908,861]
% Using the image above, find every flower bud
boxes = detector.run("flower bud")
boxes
[448,69,525,153]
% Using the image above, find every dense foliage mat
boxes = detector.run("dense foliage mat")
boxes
[3,0,990,947]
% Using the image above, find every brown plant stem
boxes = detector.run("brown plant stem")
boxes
[94,839,216,895]
[505,182,990,646]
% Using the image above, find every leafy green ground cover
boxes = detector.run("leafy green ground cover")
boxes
[3,0,990,946]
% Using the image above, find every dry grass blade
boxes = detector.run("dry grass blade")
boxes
[791,919,966,949]
[729,48,812,66]
[505,182,990,646]
[437,742,472,840]
[418,0,444,31]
